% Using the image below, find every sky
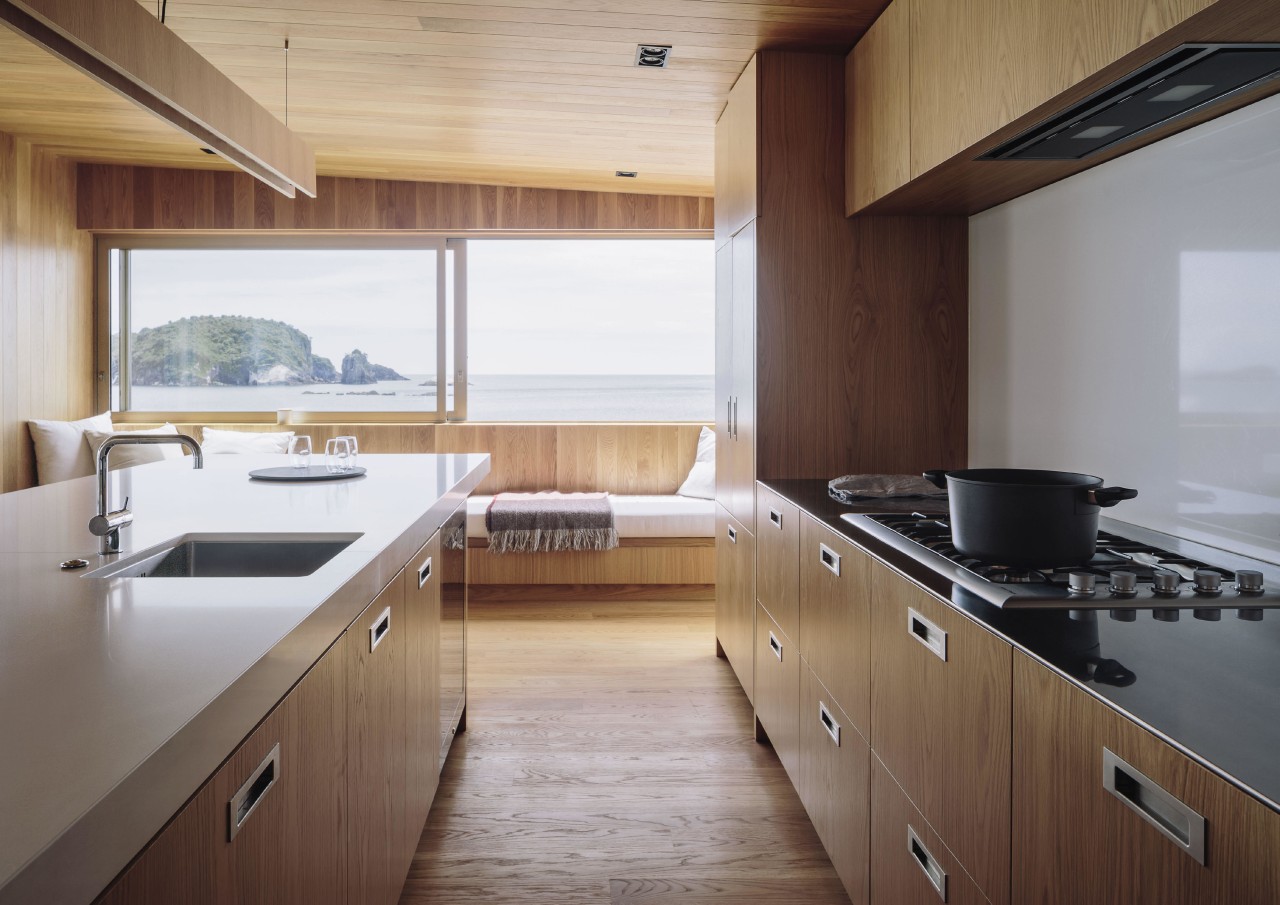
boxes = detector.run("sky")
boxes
[126,239,715,376]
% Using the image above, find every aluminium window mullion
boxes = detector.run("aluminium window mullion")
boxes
[119,249,131,413]
[435,240,447,422]
[447,238,467,421]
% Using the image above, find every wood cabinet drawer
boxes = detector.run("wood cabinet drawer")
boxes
[715,504,755,704]
[405,531,442,860]
[754,603,800,785]
[798,516,871,736]
[869,561,1012,905]
[872,756,987,905]
[799,661,870,905]
[755,483,799,641]
[1013,652,1280,904]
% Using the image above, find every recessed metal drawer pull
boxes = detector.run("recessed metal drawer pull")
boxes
[908,607,948,662]
[1103,748,1206,865]
[768,630,783,662]
[228,743,280,842]
[369,606,392,652]
[819,700,841,746]
[727,524,737,544]
[907,824,948,901]
[417,555,433,588]
[819,543,841,576]
[769,508,783,528]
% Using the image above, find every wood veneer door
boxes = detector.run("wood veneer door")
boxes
[438,505,467,764]
[871,756,987,905]
[869,561,1011,905]
[347,570,408,905]
[799,661,870,905]
[754,603,800,785]
[715,240,734,511]
[719,54,758,243]
[729,222,756,527]
[1013,652,1280,904]
[715,503,754,705]
[754,483,799,643]
[846,0,912,214]
[405,531,442,864]
[798,516,871,736]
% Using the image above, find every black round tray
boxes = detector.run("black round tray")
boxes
[249,465,367,482]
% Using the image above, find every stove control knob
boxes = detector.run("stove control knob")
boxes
[1109,609,1138,622]
[1152,570,1181,595]
[1109,571,1137,596]
[1236,570,1264,593]
[1068,571,1096,595]
[1193,608,1222,622]
[1237,608,1264,622]
[1194,570,1222,595]
[1153,608,1181,622]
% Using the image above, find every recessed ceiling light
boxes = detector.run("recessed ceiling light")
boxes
[616,170,638,178]
[635,45,672,68]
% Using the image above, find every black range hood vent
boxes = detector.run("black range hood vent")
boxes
[981,43,1280,161]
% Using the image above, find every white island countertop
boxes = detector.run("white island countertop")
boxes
[0,452,489,905]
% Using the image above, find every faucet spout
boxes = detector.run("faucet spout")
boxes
[89,433,204,555]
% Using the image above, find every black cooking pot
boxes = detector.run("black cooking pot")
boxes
[922,468,1138,566]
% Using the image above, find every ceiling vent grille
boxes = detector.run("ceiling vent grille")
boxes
[981,44,1280,161]
[635,45,672,68]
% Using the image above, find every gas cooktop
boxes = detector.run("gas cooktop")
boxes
[844,512,1277,619]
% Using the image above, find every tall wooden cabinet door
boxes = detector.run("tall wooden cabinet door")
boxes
[755,483,799,642]
[798,517,871,736]
[798,662,870,905]
[715,503,755,704]
[715,240,734,511]
[347,570,408,905]
[846,0,912,214]
[405,531,442,864]
[95,644,347,905]
[438,505,468,765]
[754,603,799,784]
[729,222,756,527]
[871,757,987,905]
[717,54,758,244]
[1013,652,1280,904]
[869,563,1012,905]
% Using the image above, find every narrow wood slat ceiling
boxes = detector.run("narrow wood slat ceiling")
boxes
[0,1,888,195]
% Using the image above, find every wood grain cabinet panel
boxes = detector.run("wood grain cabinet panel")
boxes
[1013,652,1280,904]
[871,756,988,905]
[715,503,755,705]
[728,222,756,527]
[754,603,800,786]
[95,639,347,905]
[714,55,758,248]
[438,505,468,766]
[799,662,870,905]
[869,562,1012,905]
[405,531,442,862]
[846,0,912,214]
[346,571,408,905]
[798,516,872,737]
[755,483,799,643]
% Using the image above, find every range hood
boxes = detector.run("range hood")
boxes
[982,44,1280,161]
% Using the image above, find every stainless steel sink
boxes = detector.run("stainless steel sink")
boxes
[85,533,362,579]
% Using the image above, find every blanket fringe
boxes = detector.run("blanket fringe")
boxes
[487,527,620,555]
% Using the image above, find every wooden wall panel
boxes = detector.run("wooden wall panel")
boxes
[469,541,714,586]
[0,132,94,492]
[76,165,714,233]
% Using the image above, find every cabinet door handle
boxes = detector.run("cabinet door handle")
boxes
[417,555,433,588]
[731,396,739,440]
[768,630,783,662]
[907,607,948,661]
[727,524,737,544]
[818,700,841,746]
[369,605,392,652]
[768,508,782,529]
[907,825,948,901]
[726,397,733,438]
[819,543,841,576]
[228,743,280,842]
[1102,747,1206,865]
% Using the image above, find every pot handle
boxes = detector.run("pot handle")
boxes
[1090,486,1138,507]
[922,469,949,490]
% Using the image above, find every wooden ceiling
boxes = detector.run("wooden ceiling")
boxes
[0,0,888,196]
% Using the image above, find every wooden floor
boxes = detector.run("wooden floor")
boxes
[400,599,849,905]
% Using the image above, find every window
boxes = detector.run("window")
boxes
[100,235,713,422]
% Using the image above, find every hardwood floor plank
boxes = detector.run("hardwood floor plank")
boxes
[399,598,847,904]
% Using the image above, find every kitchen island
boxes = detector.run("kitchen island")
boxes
[0,452,489,905]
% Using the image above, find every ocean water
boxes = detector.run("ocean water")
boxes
[127,374,715,422]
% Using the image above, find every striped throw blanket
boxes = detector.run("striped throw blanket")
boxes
[485,491,619,554]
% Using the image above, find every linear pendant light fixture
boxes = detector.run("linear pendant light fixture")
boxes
[0,0,316,197]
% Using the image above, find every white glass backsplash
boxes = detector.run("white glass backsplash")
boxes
[970,91,1280,565]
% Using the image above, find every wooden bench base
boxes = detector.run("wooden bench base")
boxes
[467,536,714,588]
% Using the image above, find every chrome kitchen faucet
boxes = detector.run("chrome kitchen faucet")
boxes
[89,434,204,554]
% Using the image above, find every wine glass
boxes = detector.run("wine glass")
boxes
[288,434,312,469]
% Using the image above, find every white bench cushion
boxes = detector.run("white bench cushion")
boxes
[467,494,715,539]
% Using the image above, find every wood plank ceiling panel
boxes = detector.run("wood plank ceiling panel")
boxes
[0,0,888,195]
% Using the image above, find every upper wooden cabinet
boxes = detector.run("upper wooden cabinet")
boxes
[846,0,911,214]
[714,56,758,248]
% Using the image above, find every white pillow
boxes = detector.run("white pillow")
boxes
[28,411,113,485]
[85,424,184,471]
[200,427,294,455]
[677,426,716,500]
